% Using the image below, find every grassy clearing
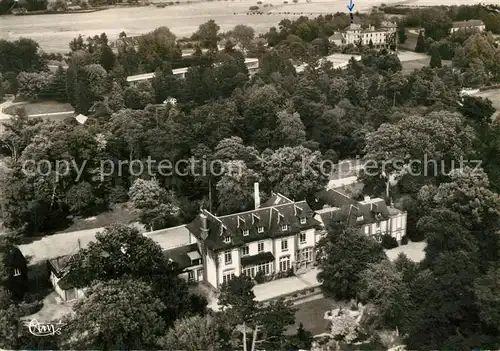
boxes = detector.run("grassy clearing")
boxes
[59,203,139,233]
[288,297,336,335]
[3,100,73,116]
[401,58,430,74]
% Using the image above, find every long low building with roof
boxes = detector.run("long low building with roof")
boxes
[126,58,259,82]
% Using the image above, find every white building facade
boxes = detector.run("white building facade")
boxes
[329,23,396,47]
[186,190,321,289]
[451,20,485,33]
[314,190,407,243]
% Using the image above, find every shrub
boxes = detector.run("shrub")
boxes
[109,185,129,204]
[249,5,259,10]
[257,0,262,3]
[401,235,409,245]
[254,270,266,284]
[381,234,398,249]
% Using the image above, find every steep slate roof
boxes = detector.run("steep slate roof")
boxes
[163,243,201,271]
[47,255,75,290]
[453,19,484,28]
[314,189,390,227]
[187,195,321,251]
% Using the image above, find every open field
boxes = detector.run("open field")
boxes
[3,100,73,116]
[1,0,499,52]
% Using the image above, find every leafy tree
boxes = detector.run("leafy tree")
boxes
[158,315,217,351]
[0,39,47,73]
[195,20,220,50]
[362,111,476,196]
[275,109,306,147]
[397,23,407,44]
[358,260,412,329]
[107,82,125,112]
[231,24,255,51]
[0,288,22,349]
[286,323,313,350]
[257,298,296,350]
[216,160,260,215]
[262,146,329,201]
[124,80,155,110]
[317,226,386,300]
[65,279,165,349]
[415,31,426,53]
[421,8,453,41]
[129,179,181,229]
[474,266,500,332]
[460,95,496,125]
[429,46,442,68]
[65,224,204,325]
[16,71,53,101]
[65,181,97,214]
[99,43,116,72]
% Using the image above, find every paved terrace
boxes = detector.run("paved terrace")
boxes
[208,241,426,311]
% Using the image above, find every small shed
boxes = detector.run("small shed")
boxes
[75,114,88,124]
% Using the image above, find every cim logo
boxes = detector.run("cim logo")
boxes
[24,319,65,337]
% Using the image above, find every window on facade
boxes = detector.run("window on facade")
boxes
[281,224,288,231]
[279,256,291,272]
[243,262,271,278]
[258,242,264,253]
[300,217,306,224]
[224,250,232,265]
[222,270,235,284]
[299,247,313,262]
[242,229,249,236]
[299,232,306,243]
[188,270,194,281]
[357,216,364,222]
[281,239,288,252]
[258,226,264,233]
[223,236,231,244]
[241,245,249,256]
[13,268,21,277]
[192,258,201,266]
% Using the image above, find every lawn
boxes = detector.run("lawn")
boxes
[288,297,337,336]
[399,31,418,52]
[59,203,140,233]
[401,58,430,74]
[3,100,74,117]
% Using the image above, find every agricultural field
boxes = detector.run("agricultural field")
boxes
[1,0,498,53]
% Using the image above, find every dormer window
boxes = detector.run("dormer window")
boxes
[258,226,264,233]
[281,224,288,231]
[223,237,231,244]
[242,229,249,236]
[357,216,364,222]
[300,217,306,224]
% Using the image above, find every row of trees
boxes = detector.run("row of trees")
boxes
[317,165,500,349]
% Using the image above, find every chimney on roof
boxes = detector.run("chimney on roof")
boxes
[254,182,260,209]
[200,212,209,240]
